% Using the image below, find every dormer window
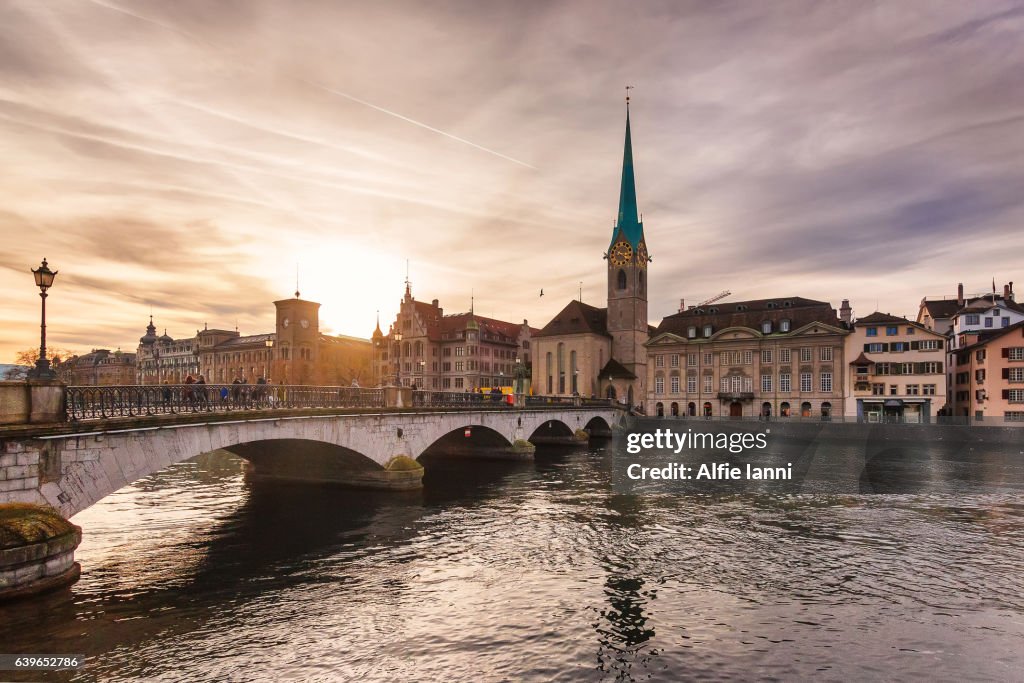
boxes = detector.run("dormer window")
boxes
[761,321,772,334]
[767,302,777,309]
[783,301,793,308]
[780,319,791,332]
[709,307,718,314]
[687,326,697,338]
[703,325,712,338]
[737,305,747,311]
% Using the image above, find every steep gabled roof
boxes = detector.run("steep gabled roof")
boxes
[598,358,636,380]
[535,300,610,338]
[958,319,1024,353]
[920,299,961,320]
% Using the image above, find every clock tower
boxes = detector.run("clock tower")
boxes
[274,291,320,384]
[605,99,649,401]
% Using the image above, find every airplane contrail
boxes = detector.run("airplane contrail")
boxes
[300,79,536,169]
[80,0,537,170]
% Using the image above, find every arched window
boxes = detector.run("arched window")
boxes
[617,269,627,290]
[546,351,553,394]
[687,402,696,417]
[557,343,566,394]
[670,402,679,416]
[703,401,712,417]
[821,401,832,419]
[762,402,772,417]
[656,402,664,417]
[780,401,791,417]
[570,350,578,394]
[801,401,812,417]
[638,271,646,295]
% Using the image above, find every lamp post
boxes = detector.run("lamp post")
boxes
[264,338,274,380]
[394,331,403,386]
[29,258,58,379]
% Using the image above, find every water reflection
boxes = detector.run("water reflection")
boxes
[1,444,1023,682]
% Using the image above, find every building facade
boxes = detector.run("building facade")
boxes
[950,321,1024,421]
[136,294,372,386]
[55,349,137,386]
[845,312,947,422]
[372,282,534,390]
[533,101,649,406]
[646,298,849,418]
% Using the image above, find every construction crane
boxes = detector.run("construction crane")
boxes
[698,290,731,307]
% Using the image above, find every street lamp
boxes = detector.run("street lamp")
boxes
[29,258,58,379]
[264,338,274,380]
[394,331,403,386]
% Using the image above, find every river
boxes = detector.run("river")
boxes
[2,442,1024,681]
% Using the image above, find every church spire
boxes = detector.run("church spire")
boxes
[611,89,643,249]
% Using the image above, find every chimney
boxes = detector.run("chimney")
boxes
[1010,282,1015,302]
[431,299,439,308]
[957,282,964,306]
[839,299,852,325]
[678,298,685,312]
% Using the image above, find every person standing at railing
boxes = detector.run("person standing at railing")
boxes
[184,374,197,409]
[255,376,266,407]
[231,376,242,408]
[196,374,209,409]
[162,381,171,406]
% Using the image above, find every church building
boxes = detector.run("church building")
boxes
[532,100,651,407]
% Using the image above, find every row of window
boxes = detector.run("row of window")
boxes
[863,340,942,352]
[684,319,794,339]
[653,372,833,395]
[865,325,919,337]
[869,383,938,396]
[654,346,833,368]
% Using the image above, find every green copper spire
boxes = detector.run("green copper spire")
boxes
[611,100,644,250]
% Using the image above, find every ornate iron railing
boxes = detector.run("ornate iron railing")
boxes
[412,390,513,408]
[64,386,619,421]
[65,384,385,421]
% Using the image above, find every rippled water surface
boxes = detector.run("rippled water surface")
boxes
[3,444,1024,681]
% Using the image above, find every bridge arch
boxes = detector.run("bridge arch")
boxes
[224,438,389,486]
[418,425,512,461]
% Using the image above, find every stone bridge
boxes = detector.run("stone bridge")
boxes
[1,404,622,519]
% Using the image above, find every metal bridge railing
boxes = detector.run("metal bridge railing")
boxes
[64,386,619,421]
[65,384,385,421]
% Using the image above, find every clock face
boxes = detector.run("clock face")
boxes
[637,241,648,268]
[609,240,633,267]
[282,318,290,328]
[300,319,309,329]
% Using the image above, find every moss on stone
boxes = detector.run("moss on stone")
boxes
[385,455,423,471]
[511,439,536,453]
[573,428,590,441]
[0,504,76,550]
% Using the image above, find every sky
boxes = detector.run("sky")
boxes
[1,0,1023,362]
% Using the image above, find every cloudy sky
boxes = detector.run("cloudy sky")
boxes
[2,0,1023,362]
